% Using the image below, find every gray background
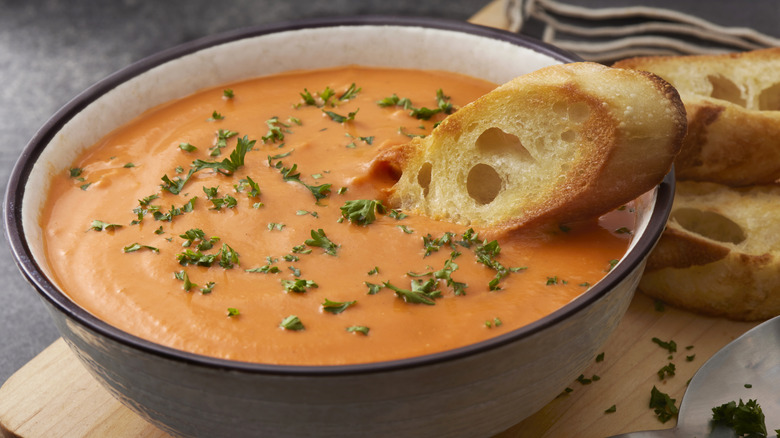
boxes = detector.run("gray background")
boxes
[0,0,488,385]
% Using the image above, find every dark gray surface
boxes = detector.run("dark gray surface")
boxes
[0,0,486,385]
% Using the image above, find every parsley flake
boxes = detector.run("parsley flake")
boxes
[340,199,386,226]
[321,298,356,314]
[279,315,304,331]
[305,229,338,255]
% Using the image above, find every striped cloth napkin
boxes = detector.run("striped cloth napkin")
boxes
[505,0,780,62]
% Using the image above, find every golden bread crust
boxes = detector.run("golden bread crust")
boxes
[377,62,686,231]
[640,181,780,320]
[614,48,780,186]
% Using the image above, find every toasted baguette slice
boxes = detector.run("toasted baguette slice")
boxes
[640,181,780,321]
[379,62,686,231]
[614,48,780,186]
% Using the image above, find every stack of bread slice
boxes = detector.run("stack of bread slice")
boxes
[614,48,780,320]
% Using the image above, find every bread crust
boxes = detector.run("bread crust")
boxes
[375,62,686,232]
[614,48,780,186]
[640,181,780,320]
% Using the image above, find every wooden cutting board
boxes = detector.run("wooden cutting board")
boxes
[0,3,761,437]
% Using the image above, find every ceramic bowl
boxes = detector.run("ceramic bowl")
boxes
[4,17,674,438]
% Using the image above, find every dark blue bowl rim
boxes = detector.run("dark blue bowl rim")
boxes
[3,15,673,377]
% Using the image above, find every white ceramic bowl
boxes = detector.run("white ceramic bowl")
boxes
[4,17,674,438]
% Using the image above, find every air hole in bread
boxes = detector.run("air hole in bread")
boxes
[671,207,746,244]
[466,163,503,205]
[561,130,577,142]
[568,102,590,123]
[417,162,432,197]
[707,74,746,107]
[552,101,568,116]
[476,127,534,162]
[758,82,780,111]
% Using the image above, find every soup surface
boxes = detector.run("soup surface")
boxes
[41,66,633,365]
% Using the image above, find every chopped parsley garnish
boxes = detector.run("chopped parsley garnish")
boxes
[652,337,678,354]
[377,89,454,120]
[649,386,678,423]
[245,263,281,274]
[423,232,455,257]
[576,374,593,385]
[262,116,290,143]
[321,298,356,314]
[657,362,676,380]
[305,229,338,255]
[235,176,261,198]
[152,198,197,222]
[179,228,219,250]
[174,270,196,291]
[323,108,359,123]
[161,168,197,194]
[397,225,414,234]
[279,315,304,331]
[69,168,83,178]
[388,209,408,220]
[384,279,441,305]
[338,83,361,101]
[365,282,383,295]
[200,282,215,294]
[340,199,386,226]
[90,220,122,231]
[208,110,224,121]
[123,243,159,253]
[712,399,768,437]
[211,129,238,157]
[432,254,467,295]
[226,307,240,317]
[485,317,502,328]
[176,249,218,267]
[218,244,239,268]
[346,325,369,335]
[192,135,255,176]
[208,193,237,210]
[281,278,318,293]
[223,89,234,99]
[299,86,336,108]
[268,155,331,202]
[179,142,197,152]
[473,238,526,290]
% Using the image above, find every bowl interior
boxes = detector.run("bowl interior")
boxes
[8,18,667,372]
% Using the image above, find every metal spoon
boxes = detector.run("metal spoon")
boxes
[611,315,780,437]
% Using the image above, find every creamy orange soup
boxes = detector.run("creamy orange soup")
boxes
[41,66,633,365]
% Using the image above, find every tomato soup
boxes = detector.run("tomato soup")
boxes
[40,66,633,365]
